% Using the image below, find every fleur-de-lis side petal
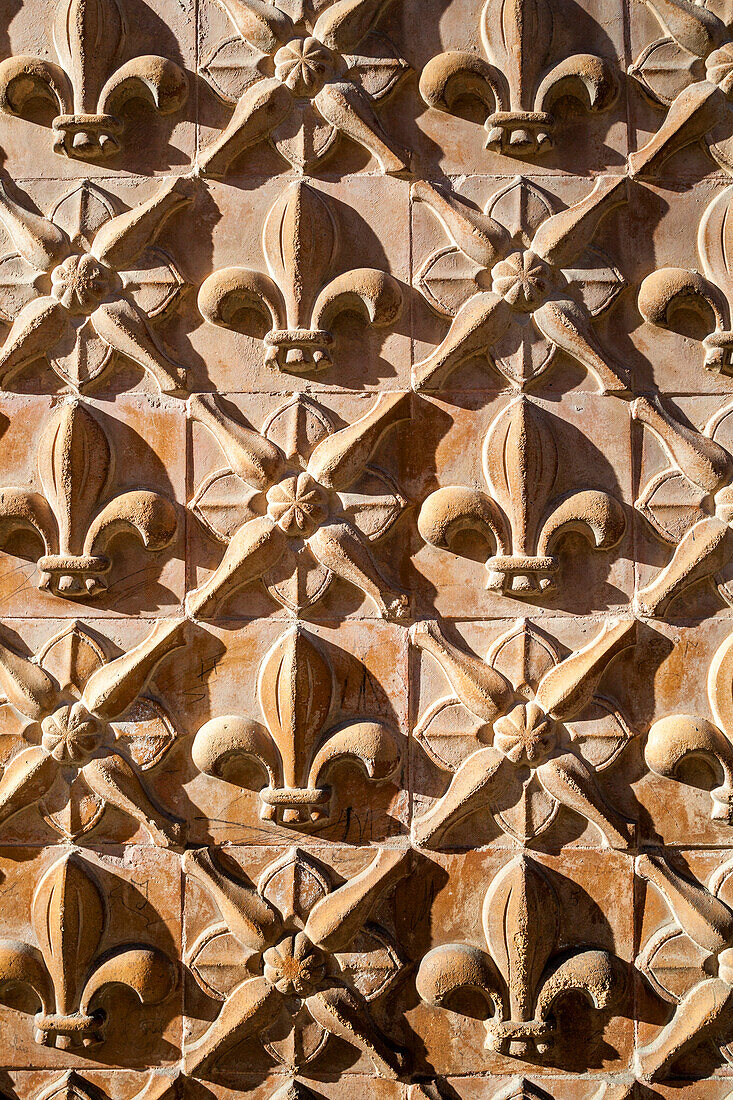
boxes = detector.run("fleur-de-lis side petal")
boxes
[419,0,618,157]
[198,181,402,375]
[412,176,628,393]
[0,851,177,1048]
[0,399,177,597]
[411,617,636,848]
[188,391,409,619]
[184,844,409,1076]
[416,854,625,1059]
[418,396,626,599]
[198,0,410,177]
[0,176,193,394]
[0,0,188,160]
[645,627,733,822]
[193,624,401,825]
[0,619,186,844]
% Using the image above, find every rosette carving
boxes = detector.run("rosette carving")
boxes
[0,176,193,394]
[188,391,409,619]
[419,0,618,156]
[413,176,627,392]
[411,617,635,849]
[0,0,188,160]
[198,180,402,375]
[193,623,401,825]
[0,399,177,597]
[0,619,186,844]
[198,0,410,176]
[184,844,408,1076]
[416,854,625,1058]
[418,396,625,598]
[0,851,177,1048]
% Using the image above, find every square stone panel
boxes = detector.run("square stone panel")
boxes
[399,848,634,1077]
[407,393,634,619]
[0,844,182,1068]
[182,843,409,1081]
[410,615,640,852]
[0,0,196,180]
[170,177,412,394]
[173,618,409,846]
[392,0,629,179]
[0,615,189,847]
[0,394,186,618]
[188,389,412,623]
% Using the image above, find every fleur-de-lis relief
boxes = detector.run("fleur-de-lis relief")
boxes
[0,176,193,394]
[645,627,733,822]
[184,844,408,1077]
[632,394,733,615]
[0,851,177,1048]
[636,851,733,1080]
[628,0,733,177]
[0,399,177,597]
[416,854,625,1058]
[198,180,402,375]
[193,624,401,825]
[418,396,626,598]
[639,185,733,376]
[198,0,410,177]
[412,176,628,392]
[419,0,618,157]
[0,618,187,844]
[0,0,188,160]
[188,390,409,619]
[410,617,635,849]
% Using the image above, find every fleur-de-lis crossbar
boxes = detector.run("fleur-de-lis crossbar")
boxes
[198,180,402,375]
[184,844,408,1077]
[187,391,409,619]
[412,176,628,393]
[193,624,401,825]
[411,617,635,849]
[632,394,733,615]
[0,176,193,394]
[0,0,188,160]
[0,851,177,1048]
[638,185,733,376]
[418,396,626,598]
[0,399,177,597]
[645,627,733,822]
[0,618,187,844]
[636,852,733,1081]
[628,0,733,177]
[416,854,624,1058]
[419,0,618,156]
[197,0,410,177]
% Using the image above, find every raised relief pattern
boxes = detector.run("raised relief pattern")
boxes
[198,180,402,376]
[0,850,177,1047]
[0,0,188,159]
[193,623,401,825]
[0,399,177,597]
[0,176,192,394]
[419,0,618,156]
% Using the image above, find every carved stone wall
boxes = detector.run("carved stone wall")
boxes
[1,0,733,1097]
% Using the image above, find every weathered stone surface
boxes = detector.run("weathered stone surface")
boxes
[3,0,733,1094]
